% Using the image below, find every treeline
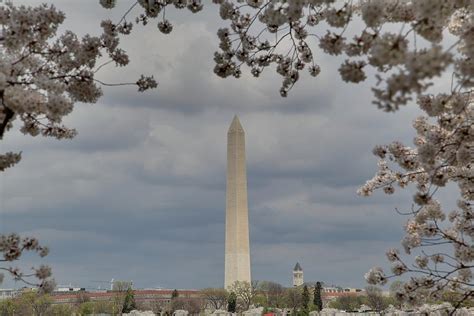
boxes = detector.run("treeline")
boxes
[203,281,336,313]
[0,288,204,316]
[212,281,474,314]
[1,282,472,316]
[328,288,474,312]
[0,288,137,316]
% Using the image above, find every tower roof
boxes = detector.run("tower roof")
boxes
[294,262,302,271]
[228,115,244,133]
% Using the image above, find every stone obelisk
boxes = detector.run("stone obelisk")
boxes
[225,115,251,289]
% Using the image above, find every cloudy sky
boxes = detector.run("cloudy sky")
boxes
[0,1,455,290]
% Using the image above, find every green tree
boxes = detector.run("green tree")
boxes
[252,292,267,308]
[92,300,115,314]
[48,304,75,316]
[0,298,16,316]
[77,301,114,316]
[258,281,286,308]
[78,301,96,315]
[302,285,309,313]
[32,295,52,316]
[172,289,179,299]
[313,282,323,312]
[169,288,180,313]
[14,291,52,316]
[328,295,364,311]
[227,292,237,313]
[122,287,137,313]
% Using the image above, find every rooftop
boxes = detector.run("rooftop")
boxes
[293,262,302,271]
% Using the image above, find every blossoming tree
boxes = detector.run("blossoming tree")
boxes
[0,0,472,309]
[0,2,157,290]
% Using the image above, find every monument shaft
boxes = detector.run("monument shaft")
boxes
[225,116,251,289]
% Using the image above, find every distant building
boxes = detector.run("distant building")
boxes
[292,262,304,287]
[56,287,86,293]
[294,282,365,305]
[112,280,133,291]
[0,289,19,301]
[342,287,364,293]
[323,286,342,293]
[51,289,203,306]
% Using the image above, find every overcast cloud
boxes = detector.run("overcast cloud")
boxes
[0,1,451,290]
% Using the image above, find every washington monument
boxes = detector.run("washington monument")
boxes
[225,115,251,289]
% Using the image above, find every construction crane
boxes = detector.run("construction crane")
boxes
[91,279,114,291]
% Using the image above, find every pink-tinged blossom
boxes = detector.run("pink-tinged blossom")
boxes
[368,33,408,70]
[386,248,399,262]
[1,1,162,290]
[158,20,173,34]
[365,267,387,285]
[0,234,53,290]
[99,0,116,9]
[319,32,345,56]
[0,2,157,171]
[338,60,367,83]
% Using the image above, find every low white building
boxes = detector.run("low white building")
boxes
[0,289,19,300]
[55,287,86,292]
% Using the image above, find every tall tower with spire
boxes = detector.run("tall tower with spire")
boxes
[293,262,304,287]
[225,116,251,289]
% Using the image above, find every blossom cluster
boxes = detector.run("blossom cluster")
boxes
[359,88,473,304]
[99,0,204,35]
[0,2,159,289]
[359,94,473,305]
[0,3,157,171]
[0,234,55,293]
[208,0,472,110]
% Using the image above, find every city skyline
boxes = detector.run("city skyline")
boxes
[0,0,459,291]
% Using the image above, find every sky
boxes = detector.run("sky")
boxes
[0,1,456,290]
